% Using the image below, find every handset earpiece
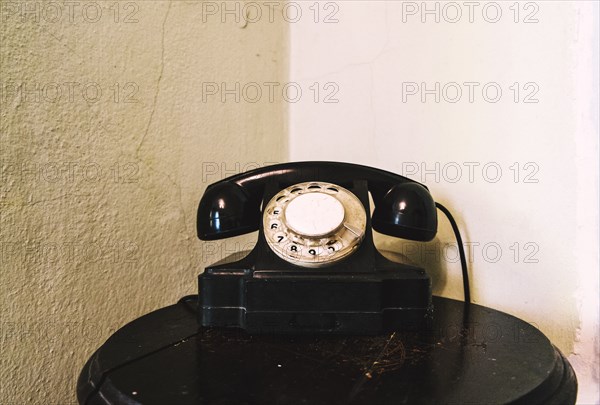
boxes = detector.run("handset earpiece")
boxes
[372,182,438,241]
[197,181,261,240]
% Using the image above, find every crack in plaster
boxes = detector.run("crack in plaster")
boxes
[132,2,194,268]
[136,1,172,158]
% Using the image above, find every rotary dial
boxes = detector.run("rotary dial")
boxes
[263,182,367,268]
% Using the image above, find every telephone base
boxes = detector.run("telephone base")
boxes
[201,308,432,335]
[198,253,433,335]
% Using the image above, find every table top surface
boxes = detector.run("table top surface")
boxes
[78,296,577,405]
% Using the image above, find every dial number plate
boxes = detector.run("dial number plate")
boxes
[263,182,366,268]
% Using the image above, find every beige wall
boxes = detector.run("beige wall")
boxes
[0,1,287,402]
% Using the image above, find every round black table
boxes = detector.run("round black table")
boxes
[77,296,577,404]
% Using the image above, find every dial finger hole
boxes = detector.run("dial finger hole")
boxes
[306,246,323,257]
[326,240,343,255]
[268,206,282,217]
[268,220,281,231]
[272,232,287,244]
[286,243,302,257]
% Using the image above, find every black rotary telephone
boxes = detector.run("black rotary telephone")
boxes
[196,161,469,334]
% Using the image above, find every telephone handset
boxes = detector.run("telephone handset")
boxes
[197,162,441,334]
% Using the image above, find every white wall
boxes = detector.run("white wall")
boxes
[290,2,598,403]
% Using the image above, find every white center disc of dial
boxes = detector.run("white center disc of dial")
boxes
[284,192,345,237]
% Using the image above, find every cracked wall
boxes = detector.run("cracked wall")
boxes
[0,2,288,402]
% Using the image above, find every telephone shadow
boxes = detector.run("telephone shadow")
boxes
[374,232,448,295]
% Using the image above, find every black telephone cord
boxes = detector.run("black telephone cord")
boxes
[435,202,471,304]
